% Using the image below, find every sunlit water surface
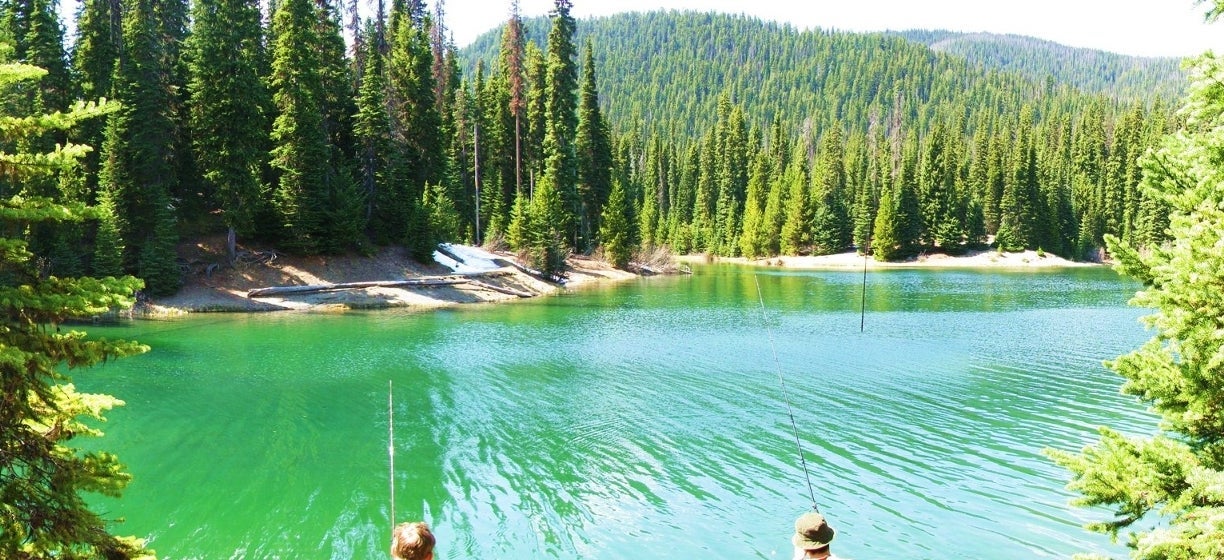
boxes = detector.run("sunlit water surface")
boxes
[78,265,1153,559]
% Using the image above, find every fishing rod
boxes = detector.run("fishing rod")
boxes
[754,275,820,513]
[860,230,871,333]
[388,380,396,531]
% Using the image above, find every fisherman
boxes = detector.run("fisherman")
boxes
[791,511,844,560]
[391,521,435,560]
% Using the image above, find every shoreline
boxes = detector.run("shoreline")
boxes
[138,244,1103,317]
[676,248,1104,270]
[139,243,640,317]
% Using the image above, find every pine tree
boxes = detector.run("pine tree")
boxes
[811,125,849,254]
[0,58,152,560]
[575,42,612,252]
[779,143,811,255]
[506,186,531,251]
[387,5,442,257]
[1048,47,1224,559]
[355,21,405,245]
[895,132,923,255]
[524,41,547,188]
[500,0,526,197]
[186,0,269,258]
[5,0,70,114]
[98,0,182,295]
[599,175,633,268]
[526,171,567,278]
[67,0,120,201]
[268,0,356,254]
[739,148,771,258]
[542,0,578,247]
[996,110,1041,252]
[872,179,902,261]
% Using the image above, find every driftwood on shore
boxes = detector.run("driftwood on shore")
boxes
[246,269,535,299]
[247,278,469,298]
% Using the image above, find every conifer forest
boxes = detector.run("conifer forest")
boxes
[0,0,1186,295]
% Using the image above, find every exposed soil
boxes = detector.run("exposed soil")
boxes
[141,236,640,315]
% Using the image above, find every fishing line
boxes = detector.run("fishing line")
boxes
[754,275,820,513]
[860,230,871,333]
[388,380,396,531]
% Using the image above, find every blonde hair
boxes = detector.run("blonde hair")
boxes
[391,521,435,560]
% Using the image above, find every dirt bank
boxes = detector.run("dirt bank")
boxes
[141,238,640,315]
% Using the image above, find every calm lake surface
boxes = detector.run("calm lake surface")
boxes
[79,265,1154,559]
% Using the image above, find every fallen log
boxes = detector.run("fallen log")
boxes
[247,278,469,298]
[435,243,467,265]
[466,280,535,298]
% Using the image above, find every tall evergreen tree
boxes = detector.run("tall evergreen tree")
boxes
[779,143,811,255]
[355,20,405,245]
[0,58,151,560]
[98,0,182,295]
[895,132,923,255]
[739,147,771,258]
[268,0,357,254]
[1049,45,1224,559]
[811,125,849,254]
[387,4,442,259]
[185,0,269,259]
[68,0,120,202]
[599,175,633,268]
[575,41,612,252]
[500,0,526,196]
[872,174,902,261]
[3,0,69,114]
[997,110,1042,251]
[542,0,578,247]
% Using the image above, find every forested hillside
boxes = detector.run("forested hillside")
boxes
[462,10,1178,262]
[898,30,1185,103]
[463,12,1182,138]
[0,2,1189,302]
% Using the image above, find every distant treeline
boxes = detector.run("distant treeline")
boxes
[0,2,1180,296]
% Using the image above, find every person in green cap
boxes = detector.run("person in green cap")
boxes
[791,511,844,559]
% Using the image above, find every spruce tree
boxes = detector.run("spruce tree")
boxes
[599,176,633,268]
[575,42,612,252]
[67,0,120,204]
[526,171,566,278]
[500,0,526,197]
[0,59,151,560]
[268,0,356,254]
[542,0,578,247]
[872,180,902,261]
[185,0,269,257]
[355,21,405,245]
[98,0,181,295]
[811,126,849,254]
[1049,47,1224,559]
[779,144,811,255]
[387,5,442,257]
[739,148,771,258]
[506,187,530,251]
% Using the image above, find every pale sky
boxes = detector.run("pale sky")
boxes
[441,0,1224,58]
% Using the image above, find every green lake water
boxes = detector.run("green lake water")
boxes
[77,265,1153,559]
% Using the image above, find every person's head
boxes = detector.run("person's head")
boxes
[391,521,435,560]
[791,511,835,559]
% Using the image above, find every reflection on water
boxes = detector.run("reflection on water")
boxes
[79,265,1150,559]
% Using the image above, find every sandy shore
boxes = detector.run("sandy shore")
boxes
[677,249,1102,270]
[142,241,639,316]
[142,241,1100,316]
